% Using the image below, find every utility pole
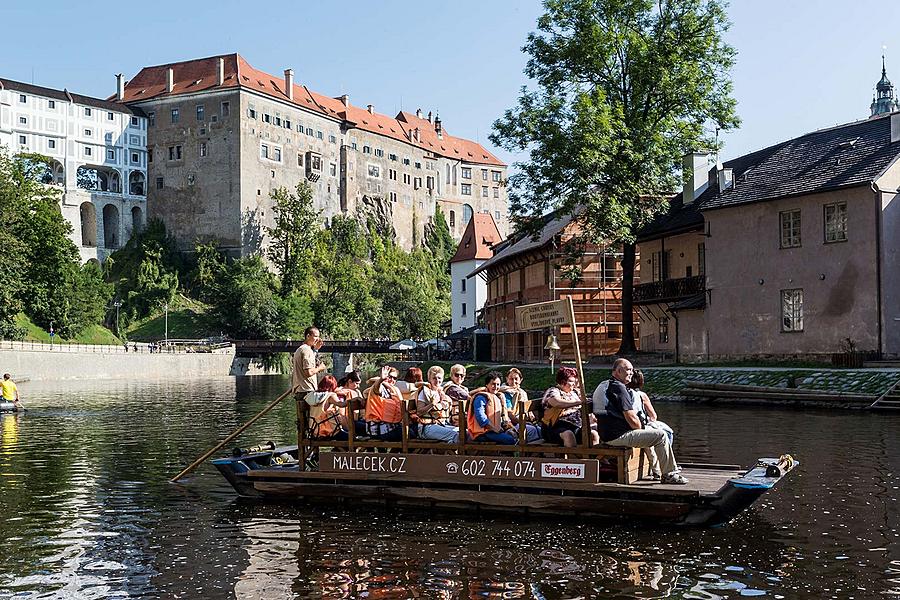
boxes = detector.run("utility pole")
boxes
[164,302,169,345]
[113,301,122,337]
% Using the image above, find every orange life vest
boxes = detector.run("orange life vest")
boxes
[365,382,403,424]
[466,392,504,438]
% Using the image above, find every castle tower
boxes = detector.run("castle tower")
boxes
[871,56,899,117]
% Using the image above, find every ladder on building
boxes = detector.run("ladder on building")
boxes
[869,376,900,410]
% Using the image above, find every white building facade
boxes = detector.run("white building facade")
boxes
[449,213,502,332]
[0,78,148,262]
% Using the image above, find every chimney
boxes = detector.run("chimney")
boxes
[892,113,900,143]
[427,110,433,123]
[217,58,225,85]
[413,127,420,142]
[367,104,374,114]
[115,73,125,101]
[416,108,423,119]
[166,68,174,93]
[682,151,711,204]
[340,94,349,106]
[434,115,443,139]
[284,69,294,100]
[717,167,734,191]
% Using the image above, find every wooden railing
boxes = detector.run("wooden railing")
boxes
[633,275,706,305]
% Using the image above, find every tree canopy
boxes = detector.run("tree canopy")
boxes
[491,0,739,351]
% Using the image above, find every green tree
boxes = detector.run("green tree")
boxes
[491,0,739,352]
[207,255,284,339]
[0,151,30,337]
[266,181,321,297]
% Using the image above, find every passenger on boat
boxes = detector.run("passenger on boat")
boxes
[501,368,542,443]
[337,370,365,434]
[468,371,518,444]
[292,327,326,394]
[1,374,21,409]
[396,367,424,438]
[416,366,459,443]
[442,364,469,426]
[600,359,688,485]
[305,375,349,440]
[629,369,674,444]
[542,367,599,447]
[364,366,404,441]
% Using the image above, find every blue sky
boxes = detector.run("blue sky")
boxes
[2,1,897,166]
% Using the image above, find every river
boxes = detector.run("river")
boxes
[0,376,897,599]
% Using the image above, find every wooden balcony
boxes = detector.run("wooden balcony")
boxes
[633,275,706,305]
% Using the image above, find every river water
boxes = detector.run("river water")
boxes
[0,376,897,599]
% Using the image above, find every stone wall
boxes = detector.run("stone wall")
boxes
[2,347,246,381]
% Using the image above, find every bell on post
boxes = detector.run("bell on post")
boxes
[544,334,560,373]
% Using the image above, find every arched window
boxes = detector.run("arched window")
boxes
[102,204,120,248]
[80,203,97,247]
[129,171,146,196]
[131,206,144,235]
[462,204,473,225]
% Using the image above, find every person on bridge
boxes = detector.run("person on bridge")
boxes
[599,359,688,485]
[293,327,326,394]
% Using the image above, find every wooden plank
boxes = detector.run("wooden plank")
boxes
[251,481,694,518]
[320,452,602,484]
[245,465,709,497]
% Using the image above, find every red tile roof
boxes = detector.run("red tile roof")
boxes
[450,212,503,263]
[120,53,505,167]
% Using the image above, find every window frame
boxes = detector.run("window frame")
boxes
[823,201,848,243]
[781,288,804,332]
[779,209,801,249]
[659,317,669,344]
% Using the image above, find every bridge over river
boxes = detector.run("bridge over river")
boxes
[231,339,415,356]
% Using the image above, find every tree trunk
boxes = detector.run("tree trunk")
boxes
[617,242,637,354]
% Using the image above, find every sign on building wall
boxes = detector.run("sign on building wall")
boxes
[515,299,570,330]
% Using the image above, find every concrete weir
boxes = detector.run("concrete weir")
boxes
[0,346,257,381]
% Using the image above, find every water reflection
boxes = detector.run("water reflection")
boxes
[0,377,897,598]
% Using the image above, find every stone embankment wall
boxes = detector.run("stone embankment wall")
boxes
[640,368,899,398]
[0,347,263,381]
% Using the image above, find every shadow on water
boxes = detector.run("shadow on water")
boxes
[0,377,898,598]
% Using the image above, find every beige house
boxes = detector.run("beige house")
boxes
[637,111,900,361]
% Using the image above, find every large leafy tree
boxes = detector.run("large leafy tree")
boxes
[491,0,739,352]
[266,181,320,297]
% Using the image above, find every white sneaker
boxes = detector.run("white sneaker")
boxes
[661,472,689,485]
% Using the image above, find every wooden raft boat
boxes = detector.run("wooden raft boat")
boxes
[211,398,797,527]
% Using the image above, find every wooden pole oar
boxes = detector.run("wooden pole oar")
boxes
[170,388,293,483]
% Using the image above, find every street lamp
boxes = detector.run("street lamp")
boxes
[113,301,122,337]
[544,334,560,374]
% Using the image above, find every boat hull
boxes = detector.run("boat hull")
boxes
[212,448,796,527]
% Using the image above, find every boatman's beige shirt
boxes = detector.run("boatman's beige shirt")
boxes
[292,343,318,393]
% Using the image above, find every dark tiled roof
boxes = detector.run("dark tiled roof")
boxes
[0,78,145,116]
[468,210,575,277]
[640,112,900,239]
[706,113,899,210]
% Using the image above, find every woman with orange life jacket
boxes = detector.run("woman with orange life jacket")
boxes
[542,366,600,448]
[396,366,424,438]
[364,365,405,441]
[337,370,364,435]
[500,367,542,443]
[467,371,518,445]
[305,375,349,440]
[416,366,459,443]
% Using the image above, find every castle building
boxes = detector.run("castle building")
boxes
[0,78,148,262]
[117,54,508,254]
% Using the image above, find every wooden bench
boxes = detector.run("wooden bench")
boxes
[298,396,648,484]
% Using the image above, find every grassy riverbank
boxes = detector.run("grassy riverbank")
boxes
[16,313,121,345]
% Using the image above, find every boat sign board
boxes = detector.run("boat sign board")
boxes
[320,452,600,484]
[515,299,570,331]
